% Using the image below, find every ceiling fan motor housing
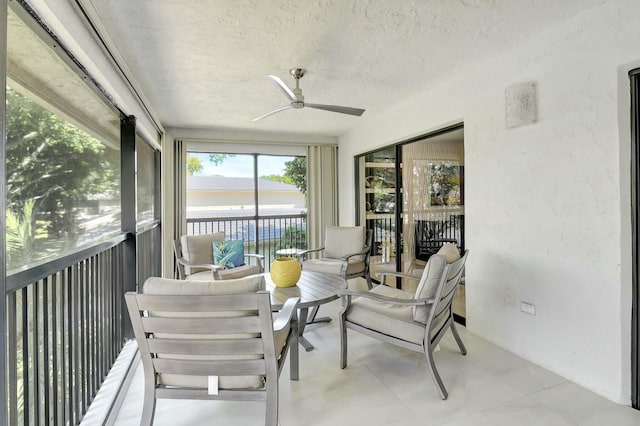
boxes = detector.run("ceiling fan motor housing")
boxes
[289,68,306,79]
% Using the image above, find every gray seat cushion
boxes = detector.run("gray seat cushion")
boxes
[217,264,262,279]
[413,244,460,323]
[180,233,261,279]
[180,233,225,274]
[302,258,364,276]
[324,226,365,259]
[302,226,366,276]
[346,285,426,345]
[185,264,262,281]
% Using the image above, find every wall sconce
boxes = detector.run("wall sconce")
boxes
[505,82,537,128]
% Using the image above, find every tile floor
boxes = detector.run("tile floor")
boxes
[115,281,640,426]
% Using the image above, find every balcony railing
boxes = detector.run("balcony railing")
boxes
[187,213,307,269]
[4,223,160,425]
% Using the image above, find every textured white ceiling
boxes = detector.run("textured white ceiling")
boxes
[89,0,604,137]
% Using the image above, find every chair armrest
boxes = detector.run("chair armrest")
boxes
[376,271,420,281]
[297,247,324,259]
[341,247,371,261]
[273,297,300,333]
[175,256,222,271]
[244,253,264,269]
[338,289,434,307]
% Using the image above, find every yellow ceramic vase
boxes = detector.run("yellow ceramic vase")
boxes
[270,257,301,287]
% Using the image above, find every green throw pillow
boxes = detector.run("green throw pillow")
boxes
[213,239,245,269]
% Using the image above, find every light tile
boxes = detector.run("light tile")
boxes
[279,364,422,425]
[115,290,640,426]
[438,396,575,426]
[369,349,527,426]
[529,381,637,424]
[579,404,640,426]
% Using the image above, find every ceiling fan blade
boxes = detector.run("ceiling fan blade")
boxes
[305,103,365,116]
[266,75,296,102]
[252,105,292,122]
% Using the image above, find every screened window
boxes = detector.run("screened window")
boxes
[185,153,306,219]
[184,151,307,260]
[5,9,121,271]
[136,136,157,225]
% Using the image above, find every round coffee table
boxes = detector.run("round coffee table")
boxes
[264,270,347,351]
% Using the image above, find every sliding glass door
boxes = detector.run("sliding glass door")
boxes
[184,152,307,268]
[355,125,465,321]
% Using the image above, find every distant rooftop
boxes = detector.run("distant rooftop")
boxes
[187,175,299,191]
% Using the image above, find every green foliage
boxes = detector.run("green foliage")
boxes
[208,153,235,165]
[278,225,307,250]
[6,200,37,267]
[284,157,307,195]
[5,87,120,247]
[187,155,203,175]
[260,174,294,184]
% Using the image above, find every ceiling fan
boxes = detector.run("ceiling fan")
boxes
[252,68,365,121]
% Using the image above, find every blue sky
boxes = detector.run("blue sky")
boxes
[189,153,296,178]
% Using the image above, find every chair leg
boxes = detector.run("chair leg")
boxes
[141,374,157,426]
[307,305,319,323]
[290,320,299,381]
[265,380,278,426]
[450,317,467,356]
[425,345,448,400]
[365,271,372,290]
[339,312,348,369]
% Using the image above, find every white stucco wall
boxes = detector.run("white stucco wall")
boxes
[338,0,639,404]
[187,189,305,210]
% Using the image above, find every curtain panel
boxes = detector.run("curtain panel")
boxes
[173,139,187,240]
[306,144,338,249]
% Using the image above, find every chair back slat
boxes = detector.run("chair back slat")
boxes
[135,293,261,311]
[432,281,459,320]
[141,316,261,335]
[147,338,265,356]
[152,358,267,376]
[428,251,468,330]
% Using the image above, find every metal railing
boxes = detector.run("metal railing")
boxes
[187,213,307,269]
[367,213,465,261]
[414,214,465,261]
[137,222,162,284]
[5,224,160,425]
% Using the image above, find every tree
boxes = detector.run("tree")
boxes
[278,225,307,250]
[209,153,235,165]
[187,155,203,175]
[284,157,307,195]
[5,87,119,251]
[6,200,37,268]
[260,174,294,185]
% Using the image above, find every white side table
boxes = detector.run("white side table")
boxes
[275,248,302,257]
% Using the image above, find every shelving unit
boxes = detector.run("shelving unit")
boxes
[357,148,399,281]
